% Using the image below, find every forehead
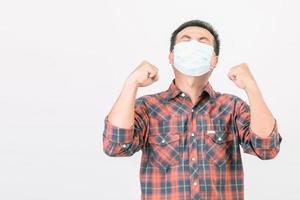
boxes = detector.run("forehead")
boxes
[176,26,214,41]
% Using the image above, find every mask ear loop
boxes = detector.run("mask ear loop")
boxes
[209,51,218,71]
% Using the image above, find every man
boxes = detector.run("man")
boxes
[102,20,282,200]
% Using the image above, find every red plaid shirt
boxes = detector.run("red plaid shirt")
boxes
[103,80,282,200]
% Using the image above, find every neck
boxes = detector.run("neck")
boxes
[174,72,210,106]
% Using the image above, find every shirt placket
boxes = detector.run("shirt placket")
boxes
[181,93,201,200]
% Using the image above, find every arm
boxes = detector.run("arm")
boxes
[245,81,275,138]
[228,63,282,159]
[107,79,139,129]
[103,60,159,157]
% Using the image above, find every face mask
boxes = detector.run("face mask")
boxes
[173,40,214,76]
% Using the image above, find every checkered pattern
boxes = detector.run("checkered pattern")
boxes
[103,80,282,200]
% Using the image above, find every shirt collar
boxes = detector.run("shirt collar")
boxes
[165,79,216,101]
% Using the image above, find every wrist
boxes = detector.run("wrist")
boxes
[124,77,139,91]
[244,79,257,90]
[244,81,260,96]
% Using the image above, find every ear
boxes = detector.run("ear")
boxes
[210,55,218,70]
[168,52,174,66]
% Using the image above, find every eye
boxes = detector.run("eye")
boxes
[199,38,210,43]
[181,36,191,42]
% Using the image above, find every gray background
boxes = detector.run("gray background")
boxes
[0,0,299,199]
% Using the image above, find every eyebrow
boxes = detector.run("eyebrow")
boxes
[198,36,209,41]
[179,35,210,41]
[180,35,191,39]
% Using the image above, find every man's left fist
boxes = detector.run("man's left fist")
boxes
[228,63,256,90]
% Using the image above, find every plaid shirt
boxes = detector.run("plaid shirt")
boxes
[103,80,282,200]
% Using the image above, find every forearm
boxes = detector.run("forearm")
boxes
[108,79,139,129]
[245,82,275,138]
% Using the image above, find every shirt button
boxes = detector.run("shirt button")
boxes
[192,157,196,161]
[181,93,185,97]
[193,182,197,186]
[122,144,127,148]
[217,137,222,142]
[191,109,194,112]
[191,133,195,137]
[161,139,166,144]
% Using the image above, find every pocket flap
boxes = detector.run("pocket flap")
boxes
[148,134,180,146]
[207,130,234,144]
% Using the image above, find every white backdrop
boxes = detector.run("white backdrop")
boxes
[0,0,299,199]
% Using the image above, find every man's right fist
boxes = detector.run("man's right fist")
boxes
[127,60,159,87]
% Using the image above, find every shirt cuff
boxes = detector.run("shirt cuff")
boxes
[103,116,134,144]
[250,120,282,149]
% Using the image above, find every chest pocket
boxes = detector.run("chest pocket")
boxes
[147,133,181,169]
[205,130,235,167]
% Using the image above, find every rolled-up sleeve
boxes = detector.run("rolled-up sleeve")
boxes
[234,98,282,160]
[102,97,149,157]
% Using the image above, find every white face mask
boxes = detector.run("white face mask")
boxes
[173,40,214,76]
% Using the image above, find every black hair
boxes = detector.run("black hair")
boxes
[170,20,220,56]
